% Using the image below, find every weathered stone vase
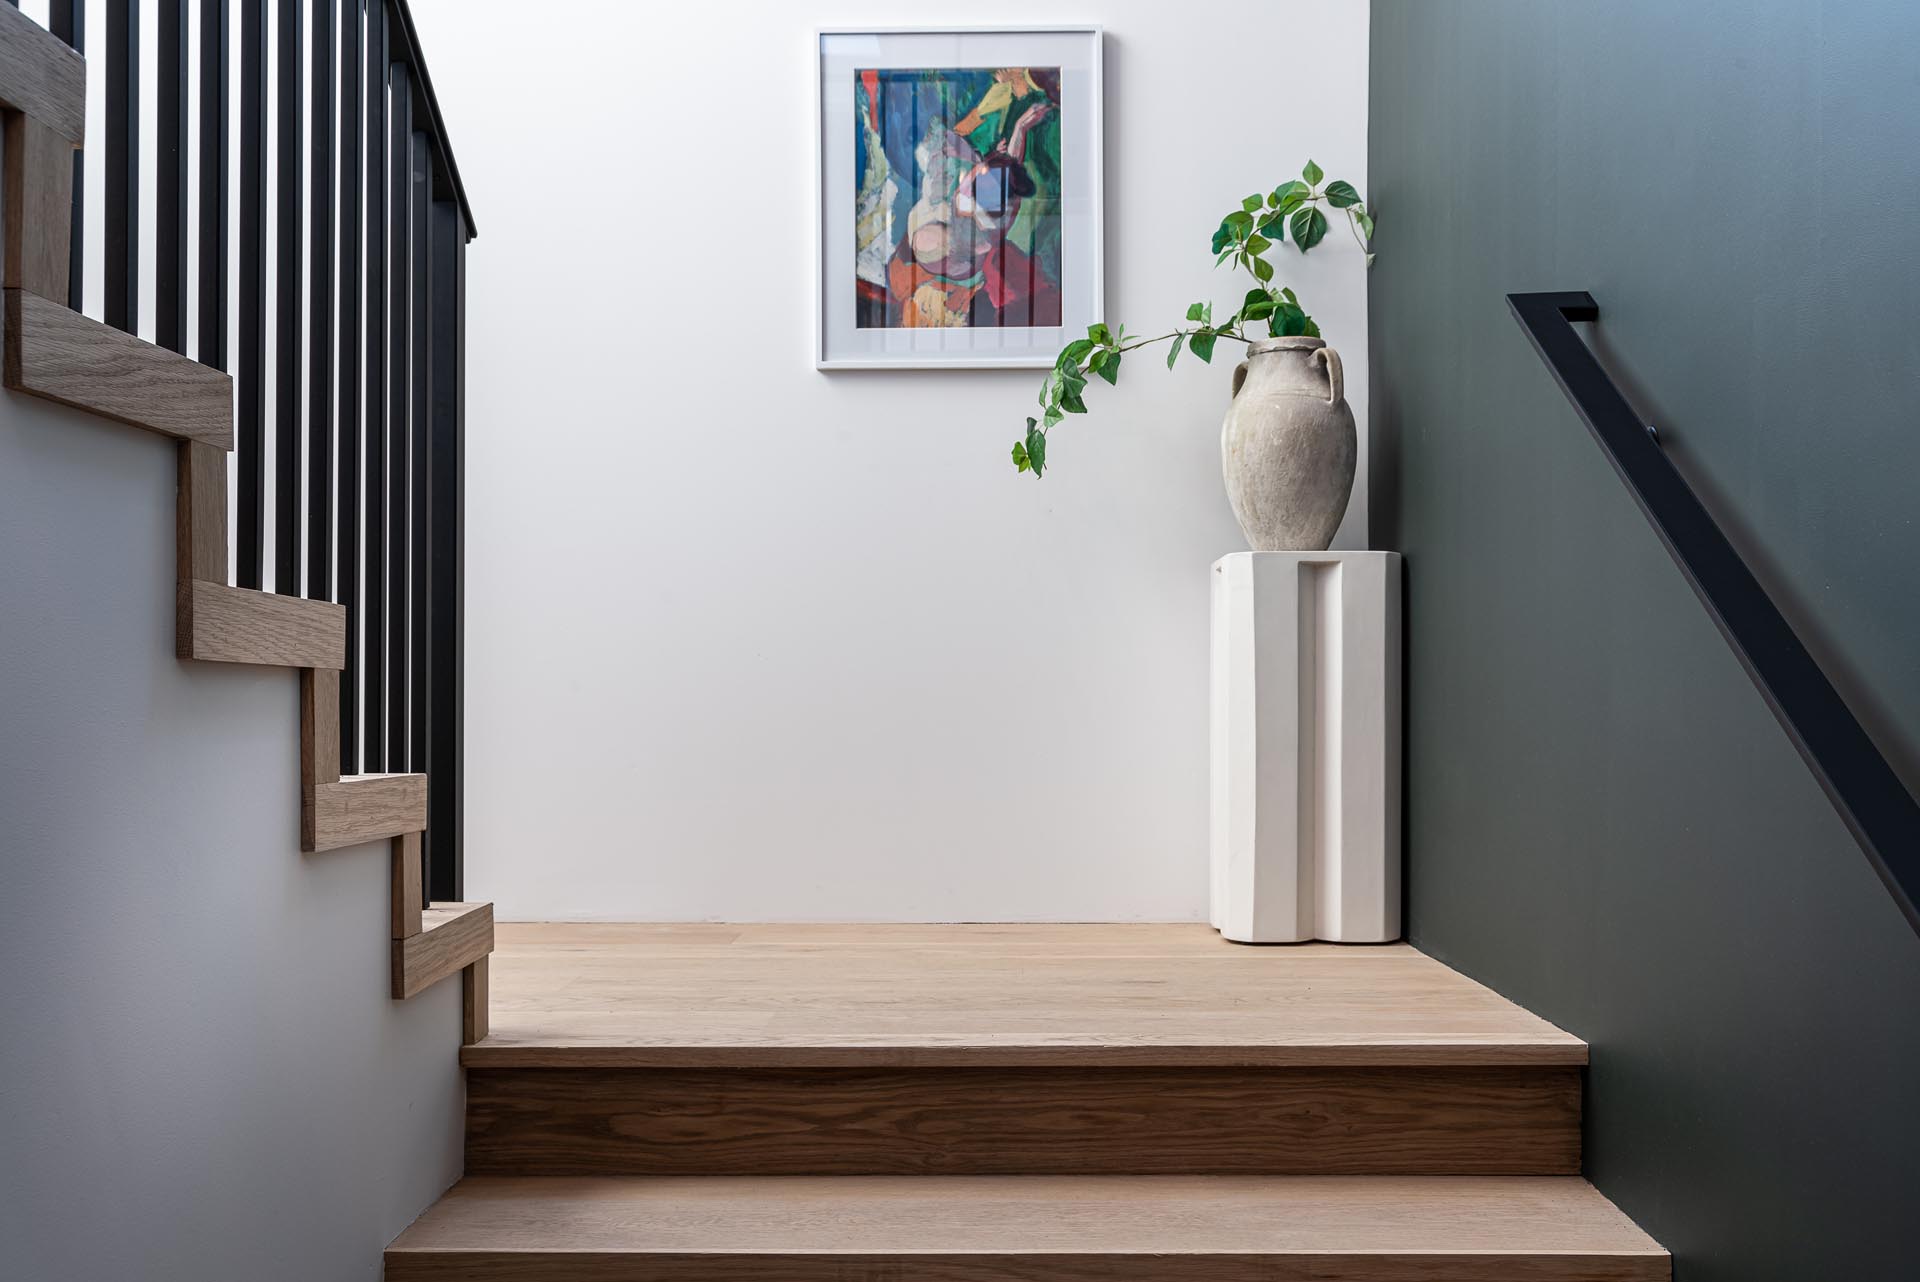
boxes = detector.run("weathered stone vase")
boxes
[1220,336,1356,551]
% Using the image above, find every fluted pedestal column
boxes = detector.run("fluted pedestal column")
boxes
[1209,551,1403,943]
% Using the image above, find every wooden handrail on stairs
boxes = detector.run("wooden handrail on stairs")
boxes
[0,1,489,1034]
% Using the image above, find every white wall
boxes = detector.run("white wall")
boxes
[0,363,463,1273]
[410,0,1371,920]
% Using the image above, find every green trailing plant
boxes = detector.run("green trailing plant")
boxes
[1012,160,1373,478]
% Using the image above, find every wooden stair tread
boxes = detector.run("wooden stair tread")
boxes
[386,1176,1666,1279]
[5,289,234,446]
[464,923,1586,1068]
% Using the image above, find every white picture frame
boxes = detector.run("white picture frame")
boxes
[814,26,1105,370]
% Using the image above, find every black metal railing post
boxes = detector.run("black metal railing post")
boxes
[197,0,228,373]
[361,0,389,771]
[237,0,267,589]
[104,0,138,332]
[308,0,337,602]
[385,55,412,773]
[157,0,188,354]
[273,0,304,596]
[337,0,364,772]
[426,197,465,901]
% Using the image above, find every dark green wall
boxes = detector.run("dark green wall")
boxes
[1369,2,1920,1276]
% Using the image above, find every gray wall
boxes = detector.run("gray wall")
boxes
[0,371,463,1271]
[1369,2,1920,1277]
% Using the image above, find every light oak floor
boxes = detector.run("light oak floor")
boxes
[464,923,1585,1068]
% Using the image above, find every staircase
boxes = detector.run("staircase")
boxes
[386,924,1668,1280]
[0,4,492,1019]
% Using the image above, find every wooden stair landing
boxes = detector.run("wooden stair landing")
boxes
[463,923,1588,1068]
[385,1175,1667,1282]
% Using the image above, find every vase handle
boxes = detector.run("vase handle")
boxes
[1313,346,1343,405]
[1231,359,1249,400]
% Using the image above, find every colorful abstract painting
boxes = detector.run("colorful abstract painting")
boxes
[853,67,1063,329]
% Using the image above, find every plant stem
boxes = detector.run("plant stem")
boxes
[1111,329,1254,355]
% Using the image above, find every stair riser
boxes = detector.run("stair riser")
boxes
[465,1065,1580,1177]
[385,1249,1665,1282]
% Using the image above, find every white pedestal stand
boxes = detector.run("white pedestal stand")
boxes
[1209,551,1403,943]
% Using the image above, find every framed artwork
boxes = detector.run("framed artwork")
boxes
[815,26,1104,369]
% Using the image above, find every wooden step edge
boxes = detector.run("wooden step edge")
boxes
[459,1039,1590,1070]
[304,772,427,853]
[394,902,494,1001]
[179,579,345,669]
[0,4,87,146]
[383,1176,1669,1282]
[385,1249,1668,1282]
[5,289,233,448]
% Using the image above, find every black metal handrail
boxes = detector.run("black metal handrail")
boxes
[1509,291,1920,936]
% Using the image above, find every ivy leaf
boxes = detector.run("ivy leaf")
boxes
[1024,421,1047,477]
[1215,249,1235,267]
[1269,180,1311,215]
[1303,314,1322,338]
[1057,339,1094,371]
[1095,351,1122,385]
[1189,330,1218,364]
[1167,333,1185,368]
[1324,180,1360,209]
[1353,208,1376,241]
[1043,405,1064,428]
[1225,210,1254,233]
[1210,218,1236,255]
[1302,158,1324,186]
[1252,255,1274,282]
[1186,301,1207,323]
[1087,322,1113,346]
[1087,348,1109,376]
[1059,374,1088,413]
[1242,193,1264,213]
[1012,439,1032,473]
[1246,234,1272,256]
[1290,205,1328,252]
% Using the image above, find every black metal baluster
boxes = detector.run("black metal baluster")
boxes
[49,2,83,312]
[198,0,228,372]
[307,0,336,606]
[426,197,465,901]
[105,0,139,332]
[407,127,430,785]
[386,60,411,770]
[337,0,363,771]
[157,0,189,352]
[237,0,268,588]
[274,0,303,595]
[362,0,388,770]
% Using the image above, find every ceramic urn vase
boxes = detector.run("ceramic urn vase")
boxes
[1220,336,1357,551]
